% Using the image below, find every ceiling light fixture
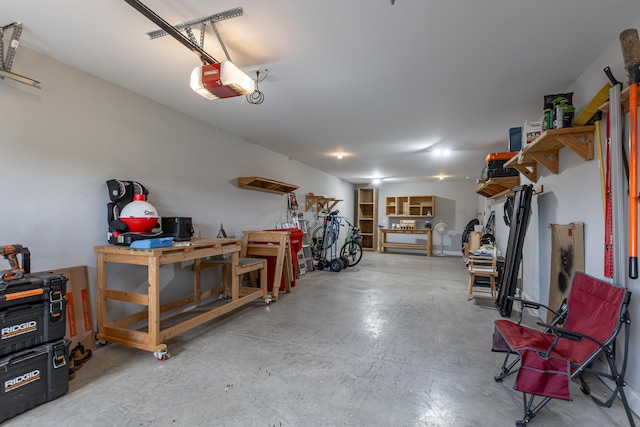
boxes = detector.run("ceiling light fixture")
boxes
[433,148,451,157]
[372,178,382,185]
[336,153,344,159]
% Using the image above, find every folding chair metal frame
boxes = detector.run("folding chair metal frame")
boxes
[491,271,634,427]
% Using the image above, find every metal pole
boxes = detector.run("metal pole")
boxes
[123,0,218,65]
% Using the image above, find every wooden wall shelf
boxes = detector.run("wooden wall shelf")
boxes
[305,193,342,211]
[237,177,299,195]
[599,86,640,115]
[504,126,595,182]
[475,176,520,198]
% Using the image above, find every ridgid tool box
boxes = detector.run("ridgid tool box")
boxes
[0,246,68,356]
[0,271,67,310]
[0,339,70,423]
[0,299,67,357]
[0,245,70,422]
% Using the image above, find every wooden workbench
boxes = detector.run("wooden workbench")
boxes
[94,238,267,359]
[378,228,432,256]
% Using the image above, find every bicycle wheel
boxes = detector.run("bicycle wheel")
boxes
[311,225,325,259]
[340,241,363,266]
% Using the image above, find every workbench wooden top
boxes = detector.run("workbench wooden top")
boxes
[94,238,241,255]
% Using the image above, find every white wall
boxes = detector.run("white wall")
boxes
[480,15,640,412]
[0,48,353,314]
[377,180,479,255]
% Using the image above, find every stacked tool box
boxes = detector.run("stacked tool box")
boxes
[481,152,519,180]
[0,247,70,423]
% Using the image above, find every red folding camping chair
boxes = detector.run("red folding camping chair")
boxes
[492,271,634,426]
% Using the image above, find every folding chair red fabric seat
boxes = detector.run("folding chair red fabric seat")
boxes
[492,271,634,426]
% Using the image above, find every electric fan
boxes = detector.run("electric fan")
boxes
[434,221,449,256]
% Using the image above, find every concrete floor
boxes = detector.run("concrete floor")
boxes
[4,252,638,426]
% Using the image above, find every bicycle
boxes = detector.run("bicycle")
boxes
[311,210,346,271]
[339,219,363,267]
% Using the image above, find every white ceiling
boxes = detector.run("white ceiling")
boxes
[4,1,640,184]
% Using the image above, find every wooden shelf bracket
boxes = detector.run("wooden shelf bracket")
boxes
[305,193,342,211]
[504,126,594,182]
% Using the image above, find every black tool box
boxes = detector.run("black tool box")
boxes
[0,299,67,357]
[0,272,67,310]
[0,338,70,423]
[481,160,519,180]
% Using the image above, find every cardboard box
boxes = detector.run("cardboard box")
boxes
[547,223,584,323]
[50,266,95,353]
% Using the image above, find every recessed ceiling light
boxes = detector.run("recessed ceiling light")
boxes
[433,148,451,157]
[439,176,444,180]
[336,153,343,159]
[372,178,381,185]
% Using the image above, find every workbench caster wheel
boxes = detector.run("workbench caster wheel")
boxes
[219,293,230,300]
[265,298,272,306]
[330,258,344,272]
[96,339,109,347]
[153,350,171,361]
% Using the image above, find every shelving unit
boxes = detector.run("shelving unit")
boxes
[358,187,378,251]
[237,177,299,195]
[475,176,520,199]
[385,195,435,217]
[503,126,595,182]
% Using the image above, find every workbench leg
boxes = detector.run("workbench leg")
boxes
[193,258,202,302]
[96,253,107,336]
[259,263,268,298]
[230,251,239,301]
[148,257,161,351]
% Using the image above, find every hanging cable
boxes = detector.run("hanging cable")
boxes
[246,69,267,105]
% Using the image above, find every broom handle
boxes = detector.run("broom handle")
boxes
[621,28,640,279]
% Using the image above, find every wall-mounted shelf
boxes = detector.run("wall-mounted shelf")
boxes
[237,177,299,195]
[503,126,595,182]
[385,195,435,217]
[305,193,342,211]
[475,176,520,198]
[599,86,640,115]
